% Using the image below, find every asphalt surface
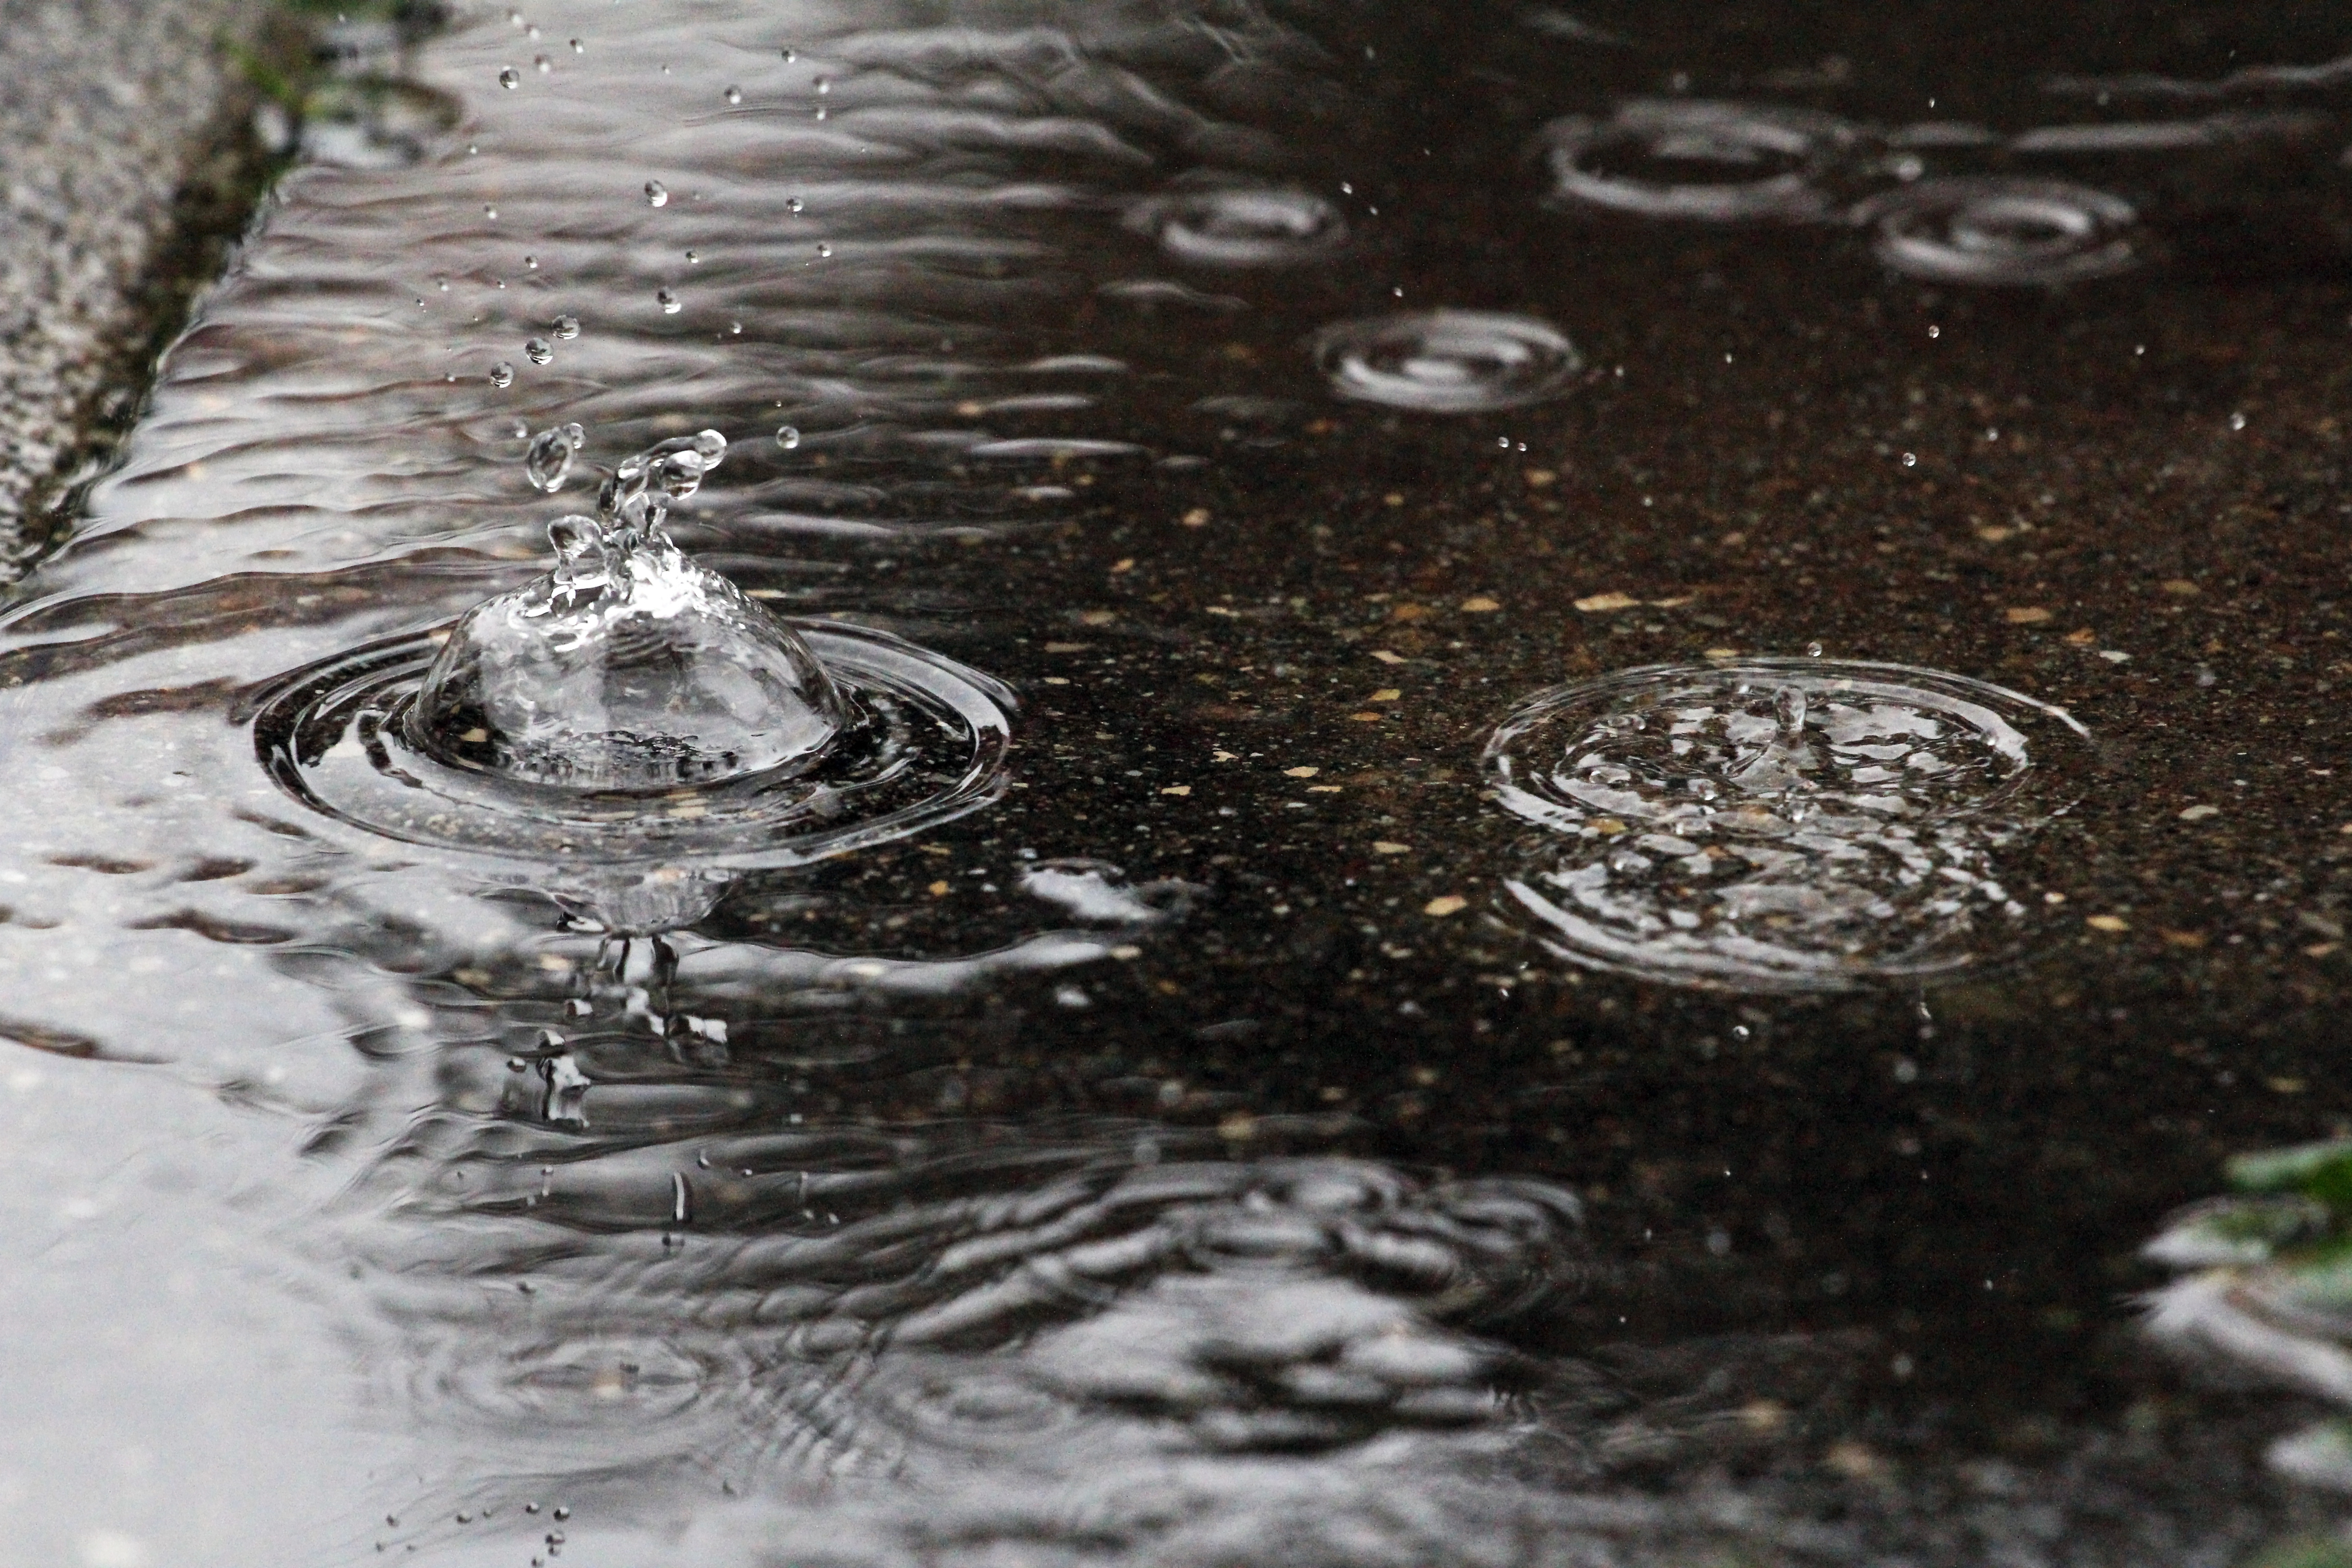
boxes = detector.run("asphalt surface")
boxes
[0,0,257,563]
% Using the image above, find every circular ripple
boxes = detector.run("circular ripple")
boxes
[1853,177,2140,285]
[253,623,1011,874]
[1540,100,1860,221]
[1311,310,1583,413]
[1127,187,1349,267]
[1483,660,2088,992]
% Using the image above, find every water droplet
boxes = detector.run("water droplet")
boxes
[813,75,830,94]
[776,425,800,450]
[813,104,827,121]
[523,254,539,270]
[644,180,668,207]
[1312,311,1583,413]
[1805,641,1824,657]
[484,205,499,220]
[723,85,741,105]
[498,66,520,89]
[552,1508,570,1522]
[684,249,698,264]
[569,38,583,53]
[786,196,803,214]
[814,242,832,259]
[781,47,795,61]
[533,54,550,74]
[656,288,679,313]
[1902,451,1918,467]
[489,362,515,388]
[551,314,579,340]
[2230,411,2248,431]
[1927,324,1941,338]
[524,337,552,365]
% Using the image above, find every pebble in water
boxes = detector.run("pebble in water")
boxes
[1851,177,2140,285]
[1539,100,1860,220]
[1483,660,2088,990]
[407,429,850,789]
[1312,310,1583,413]
[1125,187,1349,267]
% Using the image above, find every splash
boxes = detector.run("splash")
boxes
[1126,185,1349,267]
[408,428,849,791]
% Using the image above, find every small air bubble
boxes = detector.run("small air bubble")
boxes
[524,337,552,365]
[489,362,515,388]
[645,180,668,207]
[498,66,520,88]
[551,313,579,340]
[777,425,801,450]
[656,287,679,313]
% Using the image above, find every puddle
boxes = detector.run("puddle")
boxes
[5,0,2352,1562]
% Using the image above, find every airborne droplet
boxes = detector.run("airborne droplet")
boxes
[498,66,520,89]
[776,425,800,450]
[656,288,680,313]
[551,314,579,340]
[488,362,516,388]
[524,337,552,365]
[645,180,668,208]
[525,423,585,491]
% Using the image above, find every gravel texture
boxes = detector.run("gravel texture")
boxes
[0,0,257,561]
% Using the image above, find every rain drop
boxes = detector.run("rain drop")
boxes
[656,288,680,313]
[524,337,553,365]
[814,75,830,94]
[523,254,539,270]
[551,313,579,340]
[569,38,583,53]
[786,197,803,214]
[645,180,668,208]
[499,66,520,89]
[1902,451,1917,467]
[724,85,742,105]
[489,362,516,388]
[781,47,796,61]
[684,249,698,264]
[525,422,584,491]
[2230,411,2247,431]
[1927,324,1941,338]
[777,425,801,450]
[1805,641,1824,657]
[814,242,832,258]
[484,205,499,220]
[533,54,551,73]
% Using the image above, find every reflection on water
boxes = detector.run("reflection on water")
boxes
[5,0,2351,1559]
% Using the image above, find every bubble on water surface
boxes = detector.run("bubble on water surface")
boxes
[1484,660,2088,990]
[1540,100,1859,220]
[1312,310,1583,412]
[1127,186,1349,267]
[1852,177,2140,285]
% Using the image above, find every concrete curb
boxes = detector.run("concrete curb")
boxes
[0,0,265,566]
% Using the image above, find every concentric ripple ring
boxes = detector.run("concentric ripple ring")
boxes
[1852,177,2140,285]
[1311,310,1583,413]
[1539,100,1860,222]
[1483,660,2090,992]
[251,622,1013,873]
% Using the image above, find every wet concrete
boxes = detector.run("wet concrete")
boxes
[0,0,262,567]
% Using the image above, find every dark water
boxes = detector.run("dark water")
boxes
[8,2,2352,1563]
